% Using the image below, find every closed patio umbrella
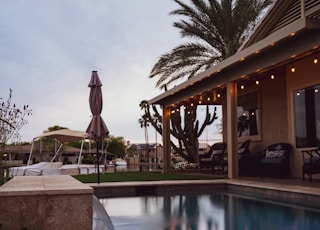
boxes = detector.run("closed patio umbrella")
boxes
[86,70,109,184]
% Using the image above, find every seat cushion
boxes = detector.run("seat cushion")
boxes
[303,157,320,164]
[261,158,282,164]
[200,158,212,162]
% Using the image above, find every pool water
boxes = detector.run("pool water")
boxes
[100,193,320,230]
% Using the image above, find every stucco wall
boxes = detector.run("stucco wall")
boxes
[286,56,320,178]
[260,70,289,146]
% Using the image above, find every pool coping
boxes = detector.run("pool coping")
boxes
[89,178,320,208]
[88,178,320,195]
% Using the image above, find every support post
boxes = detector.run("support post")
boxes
[162,106,171,174]
[226,81,238,178]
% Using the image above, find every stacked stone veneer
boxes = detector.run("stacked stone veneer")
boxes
[0,176,93,230]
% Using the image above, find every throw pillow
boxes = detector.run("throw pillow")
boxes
[265,150,285,158]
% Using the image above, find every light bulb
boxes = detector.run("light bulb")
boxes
[314,57,318,64]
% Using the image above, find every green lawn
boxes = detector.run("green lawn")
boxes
[73,171,223,183]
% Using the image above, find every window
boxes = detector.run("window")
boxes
[237,91,259,138]
[294,84,320,147]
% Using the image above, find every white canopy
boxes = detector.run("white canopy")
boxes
[27,129,90,166]
[34,129,89,143]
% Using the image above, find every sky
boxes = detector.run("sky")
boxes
[0,0,222,144]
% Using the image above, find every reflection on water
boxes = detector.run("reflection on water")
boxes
[105,164,161,173]
[100,193,320,230]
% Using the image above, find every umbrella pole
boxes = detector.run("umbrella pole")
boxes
[97,141,100,184]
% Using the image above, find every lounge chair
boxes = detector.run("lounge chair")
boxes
[302,147,320,182]
[199,142,227,173]
[261,143,293,178]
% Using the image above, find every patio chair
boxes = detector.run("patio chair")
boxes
[302,147,320,182]
[261,143,293,178]
[199,142,227,173]
[238,139,251,155]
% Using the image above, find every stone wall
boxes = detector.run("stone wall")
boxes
[0,176,93,230]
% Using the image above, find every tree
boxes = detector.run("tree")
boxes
[142,0,272,163]
[106,135,127,158]
[139,100,217,163]
[0,89,32,184]
[150,0,272,89]
[139,101,151,162]
[44,125,68,133]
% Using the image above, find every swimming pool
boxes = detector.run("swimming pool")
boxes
[100,192,320,230]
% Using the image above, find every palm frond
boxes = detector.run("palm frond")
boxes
[150,42,221,89]
[150,0,272,89]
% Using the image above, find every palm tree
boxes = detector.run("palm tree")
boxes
[149,0,272,89]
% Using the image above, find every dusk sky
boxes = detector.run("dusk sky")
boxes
[0,0,222,144]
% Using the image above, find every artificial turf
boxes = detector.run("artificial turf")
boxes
[73,171,222,183]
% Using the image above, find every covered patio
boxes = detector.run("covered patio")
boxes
[149,0,320,179]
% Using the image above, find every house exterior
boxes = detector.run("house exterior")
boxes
[127,143,163,163]
[148,0,320,178]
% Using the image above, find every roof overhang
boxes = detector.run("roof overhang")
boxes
[149,17,320,107]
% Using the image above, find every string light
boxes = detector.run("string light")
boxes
[314,55,318,64]
[240,85,245,90]
[255,80,259,85]
[199,95,203,104]
[270,74,275,79]
[291,64,296,73]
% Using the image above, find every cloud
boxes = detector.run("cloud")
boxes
[0,0,183,144]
